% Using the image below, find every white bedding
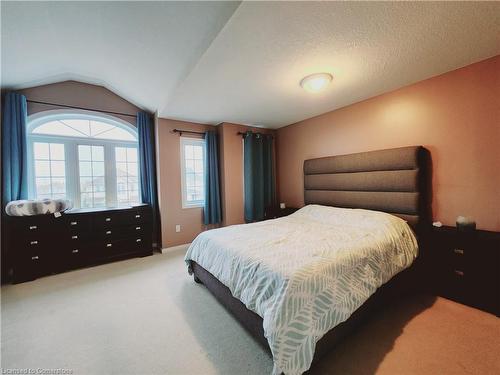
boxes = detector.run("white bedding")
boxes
[185,204,418,374]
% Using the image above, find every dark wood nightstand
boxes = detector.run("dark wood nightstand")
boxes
[429,226,499,315]
[263,206,299,220]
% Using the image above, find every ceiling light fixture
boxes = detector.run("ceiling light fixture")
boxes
[300,73,333,93]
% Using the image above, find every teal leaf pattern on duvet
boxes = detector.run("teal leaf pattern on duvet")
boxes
[185,205,418,375]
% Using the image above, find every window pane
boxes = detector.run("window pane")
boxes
[90,121,114,137]
[127,181,138,192]
[92,161,105,177]
[193,146,203,159]
[93,192,106,207]
[94,127,135,141]
[195,173,204,187]
[93,177,106,192]
[49,144,65,160]
[116,162,127,177]
[78,145,91,161]
[51,161,65,177]
[186,173,195,187]
[129,191,139,203]
[36,178,51,194]
[33,121,84,137]
[115,147,127,162]
[126,148,137,162]
[185,160,194,173]
[33,142,66,199]
[34,142,50,160]
[80,193,93,208]
[117,190,128,201]
[194,160,203,173]
[51,178,66,194]
[60,119,91,136]
[79,161,92,176]
[117,177,127,191]
[35,161,51,177]
[80,177,93,192]
[127,162,138,177]
[185,145,194,159]
[92,145,104,161]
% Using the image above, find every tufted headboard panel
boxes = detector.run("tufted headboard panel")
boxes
[303,146,430,227]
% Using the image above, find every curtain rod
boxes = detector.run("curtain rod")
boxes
[237,131,274,139]
[172,128,205,136]
[26,99,137,119]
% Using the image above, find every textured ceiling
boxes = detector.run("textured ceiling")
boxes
[2,1,500,129]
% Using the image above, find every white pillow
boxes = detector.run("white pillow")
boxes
[5,199,73,216]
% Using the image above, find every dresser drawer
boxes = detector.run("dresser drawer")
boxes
[13,252,50,283]
[60,230,92,244]
[95,224,150,240]
[62,215,92,232]
[10,215,64,239]
[95,236,151,257]
[58,245,91,270]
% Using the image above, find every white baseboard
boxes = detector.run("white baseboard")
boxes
[161,243,191,254]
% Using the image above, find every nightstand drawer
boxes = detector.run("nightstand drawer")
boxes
[430,226,499,315]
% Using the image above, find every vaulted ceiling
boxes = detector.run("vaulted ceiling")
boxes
[2,1,499,128]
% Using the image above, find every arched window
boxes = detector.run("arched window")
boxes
[27,111,141,208]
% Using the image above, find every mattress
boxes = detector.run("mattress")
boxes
[185,204,418,374]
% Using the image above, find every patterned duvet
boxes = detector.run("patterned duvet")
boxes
[185,205,418,374]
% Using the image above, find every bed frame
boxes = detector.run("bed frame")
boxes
[190,146,431,369]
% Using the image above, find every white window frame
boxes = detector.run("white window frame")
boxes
[180,136,206,209]
[27,110,140,208]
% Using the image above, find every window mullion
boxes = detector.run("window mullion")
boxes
[105,144,117,207]
[67,141,80,208]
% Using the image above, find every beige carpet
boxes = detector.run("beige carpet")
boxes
[1,248,499,375]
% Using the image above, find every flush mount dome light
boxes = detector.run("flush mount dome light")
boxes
[300,72,333,93]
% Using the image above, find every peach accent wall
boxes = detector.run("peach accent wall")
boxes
[17,80,140,125]
[276,56,500,231]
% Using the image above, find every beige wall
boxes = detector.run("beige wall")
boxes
[156,120,275,248]
[276,56,500,231]
[17,80,140,125]
[155,117,216,248]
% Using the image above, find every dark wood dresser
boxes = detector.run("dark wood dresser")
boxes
[6,204,154,283]
[429,226,499,316]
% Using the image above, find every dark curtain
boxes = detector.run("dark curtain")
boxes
[2,92,29,283]
[203,131,222,225]
[1,92,28,208]
[137,112,161,248]
[243,131,275,222]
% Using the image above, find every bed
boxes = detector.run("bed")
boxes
[185,146,430,374]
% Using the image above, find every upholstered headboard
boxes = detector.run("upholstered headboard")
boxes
[304,146,430,228]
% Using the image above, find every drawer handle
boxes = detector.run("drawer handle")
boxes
[70,221,78,226]
[106,243,112,248]
[136,238,142,243]
[454,270,464,277]
[72,249,79,254]
[29,225,37,230]
[453,248,464,255]
[30,240,38,245]
[105,217,111,222]
[31,255,39,260]
[106,230,112,235]
[135,226,141,230]
[71,235,78,240]
[135,214,141,218]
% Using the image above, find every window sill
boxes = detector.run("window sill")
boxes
[182,204,204,210]
[66,203,148,214]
